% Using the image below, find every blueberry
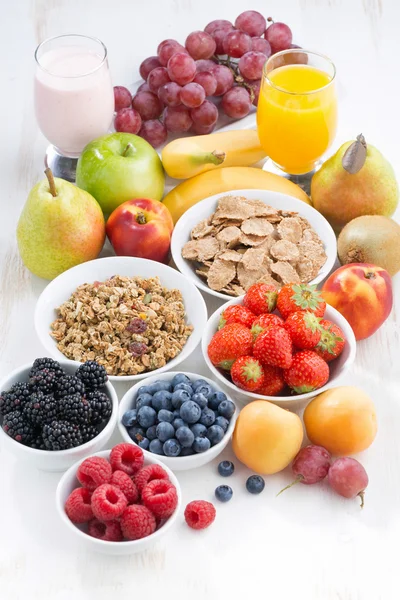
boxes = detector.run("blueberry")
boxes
[180,446,195,456]
[218,400,235,420]
[173,409,181,418]
[147,380,172,394]
[206,424,225,445]
[191,393,208,409]
[127,426,145,442]
[176,426,194,448]
[209,391,227,411]
[192,379,209,391]
[149,439,164,455]
[171,373,191,387]
[215,485,233,502]
[190,423,207,438]
[146,425,157,441]
[152,390,173,411]
[171,388,191,409]
[180,400,201,424]
[218,460,235,477]
[173,417,187,430]
[138,437,150,450]
[246,475,265,495]
[199,407,215,427]
[158,409,174,423]
[215,416,229,432]
[173,382,193,394]
[163,438,181,457]
[194,382,213,399]
[137,385,150,396]
[193,436,211,453]
[122,409,137,427]
[136,393,153,409]
[156,421,175,442]
[137,406,157,428]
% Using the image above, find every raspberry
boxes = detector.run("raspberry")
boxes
[110,443,144,476]
[65,487,93,523]
[142,479,178,519]
[91,484,128,521]
[120,504,156,540]
[77,456,112,491]
[184,500,216,530]
[110,470,139,504]
[134,463,170,494]
[88,519,123,542]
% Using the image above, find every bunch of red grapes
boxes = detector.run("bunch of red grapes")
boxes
[113,10,298,148]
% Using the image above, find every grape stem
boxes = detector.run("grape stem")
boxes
[276,475,304,496]
[44,168,57,197]
[358,491,365,508]
[212,55,256,102]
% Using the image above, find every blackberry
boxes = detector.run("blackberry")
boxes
[0,382,31,416]
[2,410,35,444]
[56,375,85,398]
[85,390,112,425]
[76,361,108,390]
[80,424,99,444]
[23,392,59,426]
[58,393,91,425]
[30,434,46,450]
[29,358,64,379]
[42,420,83,450]
[28,369,57,394]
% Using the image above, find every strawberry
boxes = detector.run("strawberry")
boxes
[208,323,253,370]
[231,356,265,392]
[251,313,285,340]
[253,325,293,369]
[314,319,345,362]
[218,305,256,330]
[277,283,326,319]
[284,311,322,349]
[243,282,278,315]
[284,350,329,394]
[256,365,285,396]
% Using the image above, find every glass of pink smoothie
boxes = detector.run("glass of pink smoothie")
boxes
[34,34,114,181]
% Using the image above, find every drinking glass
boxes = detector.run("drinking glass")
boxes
[34,34,114,181]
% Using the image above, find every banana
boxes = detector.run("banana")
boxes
[161,129,267,179]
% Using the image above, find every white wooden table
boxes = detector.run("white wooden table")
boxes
[1,1,400,598]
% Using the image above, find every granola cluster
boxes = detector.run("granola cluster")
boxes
[50,275,193,376]
[182,195,327,295]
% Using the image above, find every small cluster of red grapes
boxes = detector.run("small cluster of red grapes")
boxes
[113,10,298,148]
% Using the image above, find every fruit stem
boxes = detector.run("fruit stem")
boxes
[358,491,365,508]
[136,212,147,225]
[44,168,57,197]
[122,143,133,157]
[267,16,275,24]
[276,475,304,496]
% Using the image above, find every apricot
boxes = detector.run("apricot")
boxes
[232,400,303,474]
[303,386,377,455]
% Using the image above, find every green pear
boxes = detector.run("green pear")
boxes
[17,169,105,280]
[311,134,399,233]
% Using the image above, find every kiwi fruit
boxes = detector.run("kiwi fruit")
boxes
[337,215,400,275]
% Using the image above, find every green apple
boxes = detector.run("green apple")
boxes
[76,132,165,216]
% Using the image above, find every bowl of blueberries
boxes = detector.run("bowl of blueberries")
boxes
[118,372,237,471]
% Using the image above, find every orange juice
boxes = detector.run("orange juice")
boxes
[257,64,337,174]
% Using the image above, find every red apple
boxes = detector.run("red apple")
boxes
[106,198,174,264]
[321,263,393,340]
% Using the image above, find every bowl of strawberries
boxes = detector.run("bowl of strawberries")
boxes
[202,282,357,409]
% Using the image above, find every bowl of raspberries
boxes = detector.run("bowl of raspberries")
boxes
[118,372,237,470]
[56,444,181,554]
[202,282,356,410]
[0,358,118,471]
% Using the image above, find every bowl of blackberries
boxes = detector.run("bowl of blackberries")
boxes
[0,358,118,472]
[118,372,237,471]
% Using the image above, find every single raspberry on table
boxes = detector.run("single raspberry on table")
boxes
[110,443,144,475]
[77,456,112,491]
[134,463,170,494]
[184,500,216,530]
[65,487,93,523]
[88,519,123,542]
[91,484,128,521]
[111,470,139,504]
[142,478,178,519]
[243,282,279,315]
[120,504,157,540]
[218,305,256,330]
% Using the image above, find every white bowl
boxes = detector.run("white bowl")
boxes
[201,298,357,410]
[56,449,182,555]
[118,371,237,471]
[171,188,337,300]
[0,360,118,472]
[34,256,208,383]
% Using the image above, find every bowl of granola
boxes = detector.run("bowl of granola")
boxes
[34,257,207,382]
[171,189,337,300]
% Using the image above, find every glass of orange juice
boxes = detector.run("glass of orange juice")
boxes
[257,49,337,186]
